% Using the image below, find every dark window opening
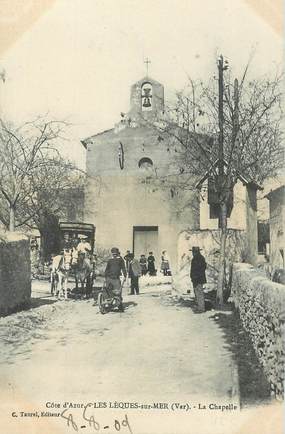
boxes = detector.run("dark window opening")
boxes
[257,221,270,254]
[138,157,153,169]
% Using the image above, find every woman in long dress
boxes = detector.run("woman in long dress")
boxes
[161,250,170,276]
[139,254,148,275]
[147,252,156,276]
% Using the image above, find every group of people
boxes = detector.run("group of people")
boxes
[124,251,157,277]
[59,233,98,270]
[52,234,207,313]
[125,250,171,278]
[61,233,92,258]
[104,248,141,299]
[51,233,96,281]
[104,245,207,313]
[104,249,163,299]
[104,248,173,302]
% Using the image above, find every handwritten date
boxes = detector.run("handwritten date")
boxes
[61,404,133,433]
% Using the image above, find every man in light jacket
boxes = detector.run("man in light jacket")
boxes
[129,253,141,295]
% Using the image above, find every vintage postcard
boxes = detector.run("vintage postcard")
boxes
[0,1,284,433]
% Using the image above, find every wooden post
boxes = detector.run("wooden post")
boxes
[216,55,228,307]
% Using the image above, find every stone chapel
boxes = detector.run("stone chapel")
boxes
[81,76,198,271]
[81,75,259,270]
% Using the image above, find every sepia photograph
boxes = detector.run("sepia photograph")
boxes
[0,1,284,433]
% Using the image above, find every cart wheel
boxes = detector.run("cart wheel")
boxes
[98,292,106,314]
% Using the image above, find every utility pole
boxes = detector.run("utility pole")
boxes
[218,56,224,176]
[189,78,196,132]
[218,56,228,175]
[217,55,228,228]
[0,69,5,118]
[233,78,239,144]
[216,55,228,307]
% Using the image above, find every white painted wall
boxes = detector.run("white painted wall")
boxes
[199,179,247,230]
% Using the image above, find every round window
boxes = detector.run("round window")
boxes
[138,157,153,170]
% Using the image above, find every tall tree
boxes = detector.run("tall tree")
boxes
[0,118,84,239]
[149,59,283,306]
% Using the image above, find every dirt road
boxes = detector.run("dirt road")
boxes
[1,279,275,434]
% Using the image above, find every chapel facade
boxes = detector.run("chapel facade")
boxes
[81,76,199,271]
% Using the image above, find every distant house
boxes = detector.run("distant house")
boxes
[196,160,262,264]
[265,185,285,270]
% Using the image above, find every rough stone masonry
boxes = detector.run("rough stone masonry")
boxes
[232,263,285,399]
[0,233,31,315]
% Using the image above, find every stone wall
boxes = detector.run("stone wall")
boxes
[0,233,31,315]
[232,263,285,399]
[177,229,248,271]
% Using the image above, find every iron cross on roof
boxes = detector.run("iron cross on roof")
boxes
[144,58,151,76]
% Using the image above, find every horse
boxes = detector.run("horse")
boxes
[51,250,72,299]
[73,252,93,298]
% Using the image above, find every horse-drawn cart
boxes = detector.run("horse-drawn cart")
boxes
[58,221,95,251]
[51,222,96,299]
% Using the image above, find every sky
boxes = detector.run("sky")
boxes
[0,0,282,169]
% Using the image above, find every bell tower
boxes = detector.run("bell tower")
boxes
[128,75,164,122]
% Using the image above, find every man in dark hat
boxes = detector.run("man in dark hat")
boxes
[124,250,132,283]
[190,246,207,312]
[105,247,127,311]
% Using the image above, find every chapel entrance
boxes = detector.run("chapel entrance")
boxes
[133,226,158,260]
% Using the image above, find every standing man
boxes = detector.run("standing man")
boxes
[124,250,132,273]
[190,246,207,312]
[129,253,141,295]
[124,250,132,284]
[105,247,127,311]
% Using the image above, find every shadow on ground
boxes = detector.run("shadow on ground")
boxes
[209,307,272,408]
[0,297,57,317]
[167,294,272,407]
[30,297,57,309]
[124,301,137,309]
[174,296,214,314]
